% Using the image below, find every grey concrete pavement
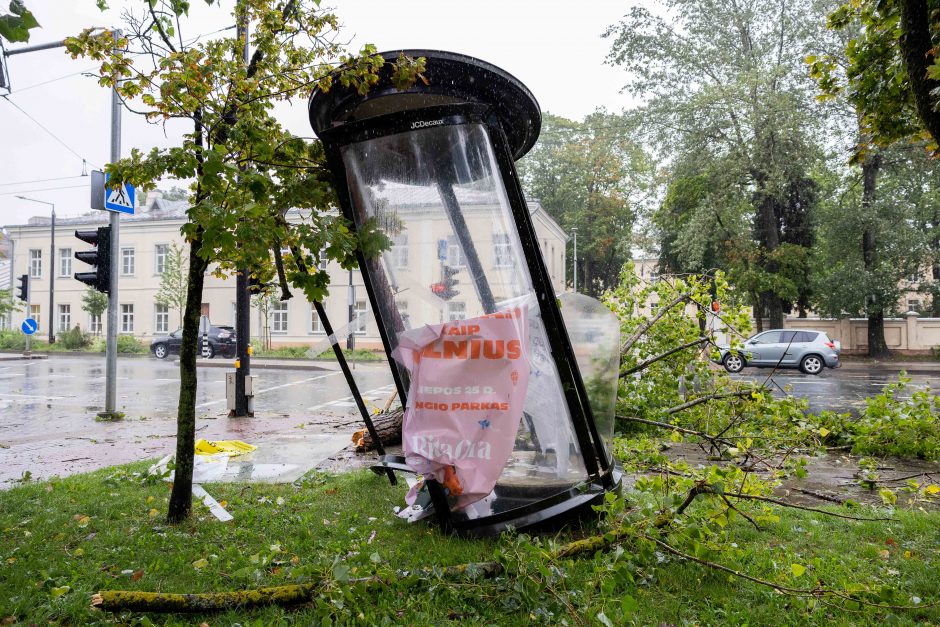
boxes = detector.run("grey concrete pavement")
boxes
[0,355,395,485]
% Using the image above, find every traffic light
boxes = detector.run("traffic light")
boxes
[16,275,28,302]
[74,226,112,294]
[438,265,460,301]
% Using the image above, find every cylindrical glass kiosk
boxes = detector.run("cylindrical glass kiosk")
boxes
[310,50,620,537]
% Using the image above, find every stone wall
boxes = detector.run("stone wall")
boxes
[781,314,939,355]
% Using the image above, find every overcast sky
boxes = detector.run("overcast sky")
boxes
[0,1,636,226]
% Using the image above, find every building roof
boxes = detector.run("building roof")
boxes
[4,189,566,240]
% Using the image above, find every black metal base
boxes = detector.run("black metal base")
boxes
[371,457,622,538]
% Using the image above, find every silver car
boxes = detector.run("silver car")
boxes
[718,329,841,375]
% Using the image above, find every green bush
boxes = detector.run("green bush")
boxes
[850,374,940,460]
[59,325,91,350]
[0,329,27,351]
[116,334,147,354]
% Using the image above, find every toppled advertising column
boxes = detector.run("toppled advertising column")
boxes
[310,50,621,537]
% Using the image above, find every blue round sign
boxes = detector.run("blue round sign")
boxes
[21,318,38,335]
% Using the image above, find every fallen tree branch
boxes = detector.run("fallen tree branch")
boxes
[620,337,711,378]
[643,533,938,611]
[790,487,849,506]
[664,389,758,415]
[620,294,689,354]
[720,490,892,522]
[617,415,736,450]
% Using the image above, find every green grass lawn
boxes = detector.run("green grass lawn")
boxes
[1,464,938,625]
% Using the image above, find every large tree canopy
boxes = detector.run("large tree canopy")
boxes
[606,0,826,327]
[519,111,653,296]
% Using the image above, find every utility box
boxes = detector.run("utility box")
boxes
[226,373,254,411]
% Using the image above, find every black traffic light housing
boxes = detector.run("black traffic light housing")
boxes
[74,226,112,294]
[16,274,28,302]
[439,264,460,301]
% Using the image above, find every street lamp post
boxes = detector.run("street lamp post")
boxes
[16,196,55,343]
[571,227,578,294]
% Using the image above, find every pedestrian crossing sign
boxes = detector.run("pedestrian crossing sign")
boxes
[104,173,135,214]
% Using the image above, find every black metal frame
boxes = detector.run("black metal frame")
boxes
[319,106,616,518]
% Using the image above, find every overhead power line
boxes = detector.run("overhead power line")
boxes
[0,183,87,197]
[12,67,98,93]
[0,175,88,188]
[1,95,98,168]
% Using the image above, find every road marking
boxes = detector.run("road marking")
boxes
[195,371,343,408]
[307,384,396,412]
[0,393,66,400]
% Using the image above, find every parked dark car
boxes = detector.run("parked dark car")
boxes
[716,329,841,375]
[150,325,236,360]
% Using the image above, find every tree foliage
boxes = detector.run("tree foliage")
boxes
[818,0,940,155]
[519,111,653,296]
[154,242,187,328]
[0,0,39,44]
[606,0,827,327]
[80,288,108,336]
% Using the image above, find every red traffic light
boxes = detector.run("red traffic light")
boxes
[711,300,720,313]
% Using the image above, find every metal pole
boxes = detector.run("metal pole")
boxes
[346,269,355,351]
[572,227,578,293]
[24,277,30,357]
[103,29,122,418]
[233,20,252,417]
[3,39,67,56]
[49,205,55,343]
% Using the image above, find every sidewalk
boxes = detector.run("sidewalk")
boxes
[839,357,940,375]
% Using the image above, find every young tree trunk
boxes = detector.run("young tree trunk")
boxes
[861,152,890,358]
[167,232,209,523]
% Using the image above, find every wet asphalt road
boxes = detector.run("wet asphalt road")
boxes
[0,355,935,484]
[736,367,939,415]
[0,355,395,484]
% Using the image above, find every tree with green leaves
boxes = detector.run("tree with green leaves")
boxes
[154,242,187,328]
[816,0,940,321]
[605,0,827,328]
[0,1,39,44]
[66,0,424,522]
[80,287,108,337]
[811,147,928,333]
[519,110,653,296]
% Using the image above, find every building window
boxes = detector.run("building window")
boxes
[29,249,42,278]
[493,233,512,267]
[154,244,168,275]
[121,247,135,276]
[89,313,102,335]
[391,233,408,269]
[311,305,324,334]
[318,248,328,271]
[272,301,288,333]
[908,299,922,311]
[445,301,466,322]
[58,248,72,277]
[447,234,465,267]
[155,304,169,333]
[121,304,134,333]
[29,304,40,329]
[57,304,71,332]
[354,300,368,334]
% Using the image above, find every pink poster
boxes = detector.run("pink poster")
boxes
[391,307,530,509]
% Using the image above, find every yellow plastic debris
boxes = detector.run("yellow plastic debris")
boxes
[194,438,257,457]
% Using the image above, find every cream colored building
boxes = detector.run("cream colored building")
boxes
[3,192,567,349]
